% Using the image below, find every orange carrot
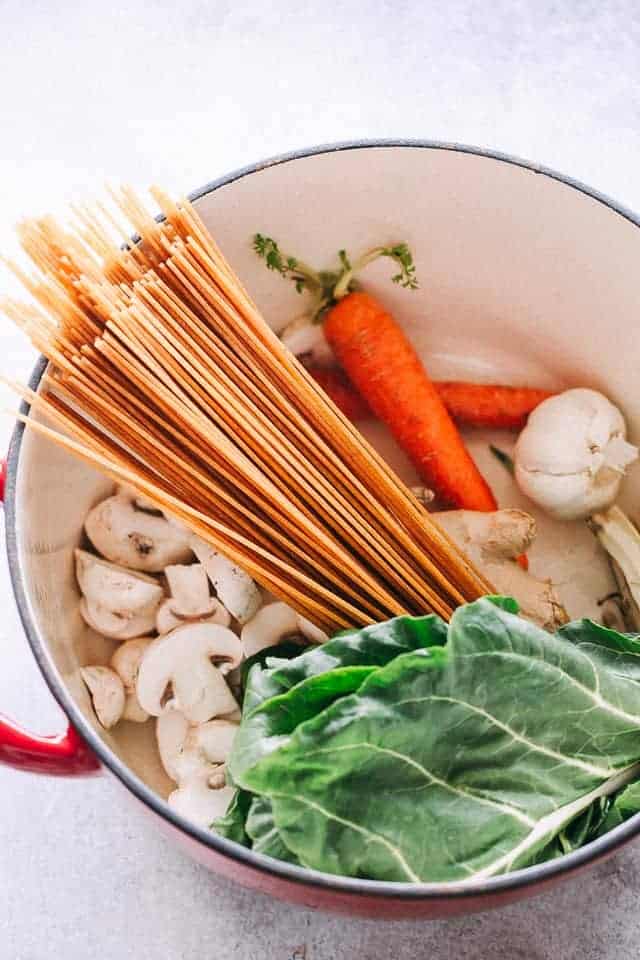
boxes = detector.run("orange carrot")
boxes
[434,382,553,430]
[323,292,497,511]
[306,367,371,421]
[307,367,551,431]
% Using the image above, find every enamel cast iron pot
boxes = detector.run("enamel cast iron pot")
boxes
[3,142,640,918]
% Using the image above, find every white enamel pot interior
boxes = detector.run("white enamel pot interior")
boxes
[7,142,640,918]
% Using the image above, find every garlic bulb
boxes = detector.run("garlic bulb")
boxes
[514,388,638,520]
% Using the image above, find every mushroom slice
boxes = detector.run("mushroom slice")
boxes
[156,708,192,782]
[169,770,235,826]
[164,564,214,617]
[111,638,152,723]
[155,599,231,635]
[191,536,262,624]
[76,550,163,640]
[155,564,232,634]
[297,615,329,645]
[85,494,192,571]
[241,601,328,657]
[189,719,238,765]
[81,666,125,729]
[75,549,164,617]
[156,710,239,782]
[137,623,241,723]
[241,601,298,657]
[80,597,157,641]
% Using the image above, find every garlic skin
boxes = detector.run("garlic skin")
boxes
[514,389,638,520]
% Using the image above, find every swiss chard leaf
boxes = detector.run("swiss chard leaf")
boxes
[233,598,640,882]
[245,796,301,864]
[240,640,305,689]
[595,779,640,836]
[213,788,254,845]
[231,614,449,786]
[231,666,379,786]
[242,613,448,716]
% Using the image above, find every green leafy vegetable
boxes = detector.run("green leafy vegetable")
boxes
[224,598,640,882]
[214,789,254,845]
[241,612,447,718]
[245,796,301,864]
[596,780,640,836]
[240,640,306,689]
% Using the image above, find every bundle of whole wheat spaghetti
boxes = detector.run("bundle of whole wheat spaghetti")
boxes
[1,187,490,631]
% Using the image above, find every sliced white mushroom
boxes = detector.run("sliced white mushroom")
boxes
[297,615,329,645]
[76,548,163,626]
[168,769,235,826]
[155,564,232,634]
[191,536,262,623]
[189,719,238,764]
[137,623,241,723]
[76,550,163,640]
[156,709,238,782]
[80,597,157,641]
[81,666,125,729]
[85,494,192,571]
[241,601,298,657]
[155,599,227,635]
[110,638,152,723]
[165,564,214,617]
[75,549,164,615]
[241,601,328,657]
[156,708,194,782]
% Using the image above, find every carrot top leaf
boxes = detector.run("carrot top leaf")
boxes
[252,233,419,318]
[381,243,418,290]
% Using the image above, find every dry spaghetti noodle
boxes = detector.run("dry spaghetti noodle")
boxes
[1,187,491,631]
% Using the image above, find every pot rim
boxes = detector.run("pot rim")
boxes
[7,138,640,902]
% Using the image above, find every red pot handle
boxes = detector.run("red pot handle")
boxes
[0,715,100,775]
[0,457,100,776]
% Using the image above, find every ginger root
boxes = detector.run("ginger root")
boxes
[436,508,568,631]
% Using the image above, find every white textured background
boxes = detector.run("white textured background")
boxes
[2,2,640,957]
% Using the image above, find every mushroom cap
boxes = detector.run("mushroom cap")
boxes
[81,666,125,729]
[85,494,192,571]
[137,622,241,723]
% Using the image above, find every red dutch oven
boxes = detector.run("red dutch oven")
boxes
[3,141,640,917]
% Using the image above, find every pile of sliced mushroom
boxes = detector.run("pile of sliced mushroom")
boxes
[78,486,327,827]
